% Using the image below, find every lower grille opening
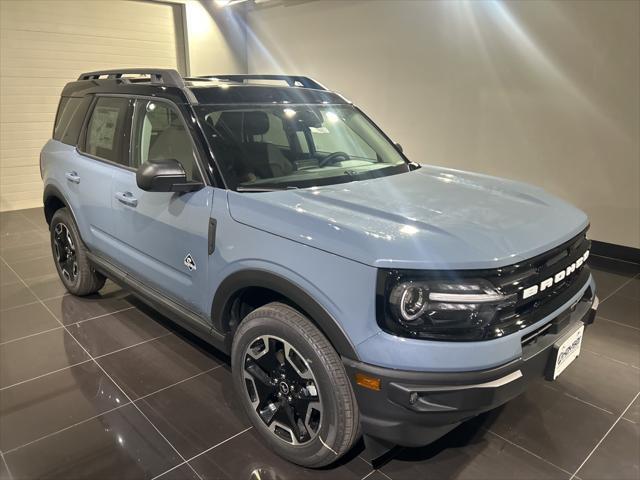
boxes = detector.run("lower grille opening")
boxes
[520,286,593,348]
[521,322,554,347]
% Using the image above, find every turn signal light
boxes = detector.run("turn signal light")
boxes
[355,373,381,391]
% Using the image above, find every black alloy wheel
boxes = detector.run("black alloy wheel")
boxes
[243,335,323,445]
[49,208,106,296]
[53,222,78,283]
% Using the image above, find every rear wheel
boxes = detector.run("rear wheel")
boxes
[50,208,105,296]
[231,302,359,467]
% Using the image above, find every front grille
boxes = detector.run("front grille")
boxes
[487,230,591,337]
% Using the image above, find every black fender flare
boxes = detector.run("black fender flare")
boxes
[212,269,359,360]
[43,184,75,225]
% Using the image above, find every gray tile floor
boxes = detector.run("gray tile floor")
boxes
[0,207,638,480]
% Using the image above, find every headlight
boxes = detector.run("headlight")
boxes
[391,283,429,321]
[378,272,517,341]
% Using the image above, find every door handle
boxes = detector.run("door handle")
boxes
[114,191,138,208]
[65,171,80,184]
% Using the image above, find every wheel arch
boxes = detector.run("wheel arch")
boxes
[212,269,359,360]
[43,184,72,226]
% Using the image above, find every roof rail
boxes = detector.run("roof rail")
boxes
[78,69,185,88]
[198,74,327,91]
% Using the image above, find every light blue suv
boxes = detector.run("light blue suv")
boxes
[41,69,598,467]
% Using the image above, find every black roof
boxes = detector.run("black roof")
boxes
[62,69,348,105]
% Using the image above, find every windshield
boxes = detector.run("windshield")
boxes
[195,104,410,190]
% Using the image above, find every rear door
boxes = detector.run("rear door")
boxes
[70,96,133,258]
[110,97,214,316]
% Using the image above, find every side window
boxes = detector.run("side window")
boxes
[53,96,92,146]
[131,100,200,181]
[83,97,131,165]
[52,98,70,140]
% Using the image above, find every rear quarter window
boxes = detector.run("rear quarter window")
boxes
[53,96,92,146]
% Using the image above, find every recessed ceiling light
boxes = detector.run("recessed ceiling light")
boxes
[214,0,254,7]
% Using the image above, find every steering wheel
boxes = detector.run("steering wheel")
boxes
[319,151,350,167]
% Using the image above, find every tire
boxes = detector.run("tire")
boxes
[50,208,106,296]
[231,302,360,468]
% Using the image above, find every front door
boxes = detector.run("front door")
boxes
[110,98,214,316]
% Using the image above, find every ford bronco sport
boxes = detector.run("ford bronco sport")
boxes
[41,69,598,467]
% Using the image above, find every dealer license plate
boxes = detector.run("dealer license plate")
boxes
[551,325,584,380]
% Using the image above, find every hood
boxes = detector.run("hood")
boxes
[227,165,589,270]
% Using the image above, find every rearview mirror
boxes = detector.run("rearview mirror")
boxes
[394,142,403,153]
[136,159,203,193]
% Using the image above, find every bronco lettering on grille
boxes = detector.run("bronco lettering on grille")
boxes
[521,250,589,300]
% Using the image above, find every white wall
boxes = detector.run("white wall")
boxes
[182,0,247,76]
[0,0,186,211]
[0,0,247,212]
[246,0,640,248]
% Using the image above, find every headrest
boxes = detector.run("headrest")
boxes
[216,111,244,140]
[243,111,269,136]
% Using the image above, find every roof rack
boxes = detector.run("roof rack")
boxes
[78,69,185,88]
[197,74,327,91]
[77,70,327,92]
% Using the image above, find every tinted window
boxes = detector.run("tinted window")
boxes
[53,96,91,146]
[84,97,131,165]
[52,98,70,140]
[131,100,200,181]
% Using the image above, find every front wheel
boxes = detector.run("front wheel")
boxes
[231,302,360,468]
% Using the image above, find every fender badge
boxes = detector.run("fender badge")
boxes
[184,254,197,271]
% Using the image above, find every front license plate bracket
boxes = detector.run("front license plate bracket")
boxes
[545,324,585,380]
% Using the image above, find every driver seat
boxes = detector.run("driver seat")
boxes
[243,112,294,178]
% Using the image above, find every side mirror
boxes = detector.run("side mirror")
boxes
[136,159,203,193]
[394,142,403,153]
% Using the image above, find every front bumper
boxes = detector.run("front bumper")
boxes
[344,289,598,448]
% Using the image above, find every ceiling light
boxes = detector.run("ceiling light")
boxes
[214,0,253,7]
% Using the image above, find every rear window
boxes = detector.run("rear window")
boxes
[53,96,91,146]
[82,97,132,165]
